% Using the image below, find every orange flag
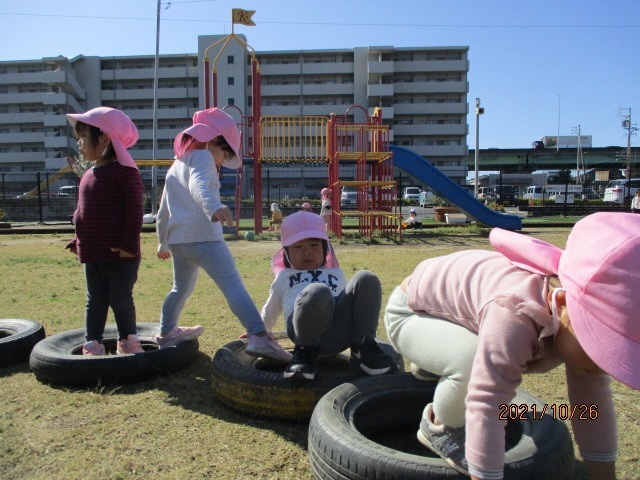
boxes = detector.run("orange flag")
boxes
[232,9,256,26]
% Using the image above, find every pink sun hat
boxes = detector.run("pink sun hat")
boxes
[173,108,242,169]
[66,107,139,170]
[490,212,640,390]
[271,211,339,274]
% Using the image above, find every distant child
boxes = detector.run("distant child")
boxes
[301,202,312,212]
[156,108,290,362]
[65,107,145,356]
[320,187,332,230]
[402,208,423,229]
[261,211,397,380]
[631,190,640,213]
[268,202,282,230]
[384,212,640,480]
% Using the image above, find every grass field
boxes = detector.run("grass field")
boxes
[1,227,638,480]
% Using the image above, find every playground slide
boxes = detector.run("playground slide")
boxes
[390,145,523,231]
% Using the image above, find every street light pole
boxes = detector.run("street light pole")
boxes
[474,98,484,199]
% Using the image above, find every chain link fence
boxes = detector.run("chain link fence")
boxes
[0,166,633,225]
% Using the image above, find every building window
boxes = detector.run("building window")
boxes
[228,77,234,86]
[228,55,234,64]
[228,98,235,106]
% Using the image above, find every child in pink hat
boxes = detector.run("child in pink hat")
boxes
[155,108,290,363]
[262,211,397,380]
[65,107,145,355]
[384,212,640,479]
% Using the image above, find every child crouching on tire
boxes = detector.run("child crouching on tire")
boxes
[261,211,398,381]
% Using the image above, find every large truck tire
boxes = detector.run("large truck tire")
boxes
[308,373,575,479]
[29,322,199,387]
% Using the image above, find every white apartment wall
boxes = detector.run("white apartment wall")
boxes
[0,37,469,184]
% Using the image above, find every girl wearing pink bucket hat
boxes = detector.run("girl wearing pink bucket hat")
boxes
[384,212,640,479]
[155,108,290,362]
[65,107,145,355]
[261,211,397,381]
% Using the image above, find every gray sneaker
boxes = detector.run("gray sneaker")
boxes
[417,403,469,476]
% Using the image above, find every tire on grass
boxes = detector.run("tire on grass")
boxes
[210,333,404,422]
[308,373,575,480]
[0,319,46,368]
[29,322,199,387]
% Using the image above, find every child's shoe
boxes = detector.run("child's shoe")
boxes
[246,333,293,363]
[283,345,318,381]
[349,338,398,375]
[156,325,203,349]
[417,403,469,476]
[116,334,145,355]
[82,340,105,356]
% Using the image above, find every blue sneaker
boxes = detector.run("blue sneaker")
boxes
[417,403,469,476]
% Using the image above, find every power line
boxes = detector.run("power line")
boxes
[0,11,639,29]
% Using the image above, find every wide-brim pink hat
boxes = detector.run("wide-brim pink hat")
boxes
[490,212,640,390]
[67,107,139,170]
[173,108,241,169]
[271,211,339,274]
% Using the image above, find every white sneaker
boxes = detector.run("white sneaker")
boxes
[246,333,292,363]
[156,325,203,349]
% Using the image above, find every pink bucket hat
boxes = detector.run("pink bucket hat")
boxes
[321,188,331,199]
[271,211,339,274]
[173,108,241,169]
[490,212,640,389]
[66,107,139,170]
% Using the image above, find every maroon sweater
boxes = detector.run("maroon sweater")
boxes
[69,162,144,263]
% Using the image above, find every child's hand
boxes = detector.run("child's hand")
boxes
[111,247,135,258]
[212,205,234,227]
[65,241,77,255]
[157,250,171,260]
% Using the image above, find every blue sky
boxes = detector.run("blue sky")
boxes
[1,0,638,149]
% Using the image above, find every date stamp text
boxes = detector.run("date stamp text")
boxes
[499,403,599,421]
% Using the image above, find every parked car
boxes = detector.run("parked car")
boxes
[57,185,78,197]
[402,187,421,204]
[579,187,600,201]
[603,178,640,204]
[340,188,357,208]
[477,187,495,202]
[494,185,519,205]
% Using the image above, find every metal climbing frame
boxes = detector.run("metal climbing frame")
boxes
[203,34,262,234]
[328,107,401,241]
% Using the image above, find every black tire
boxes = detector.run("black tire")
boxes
[29,322,199,387]
[210,333,404,422]
[0,319,46,368]
[308,373,575,480]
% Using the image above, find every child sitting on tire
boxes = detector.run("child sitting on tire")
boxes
[261,211,398,381]
[384,212,640,480]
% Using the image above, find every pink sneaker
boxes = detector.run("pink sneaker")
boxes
[82,340,105,356]
[156,325,203,349]
[246,333,292,363]
[116,334,145,355]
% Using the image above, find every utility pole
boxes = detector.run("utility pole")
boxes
[474,98,484,199]
[619,108,637,178]
[571,124,584,184]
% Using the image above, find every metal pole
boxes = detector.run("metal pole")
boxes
[474,98,483,199]
[151,0,162,215]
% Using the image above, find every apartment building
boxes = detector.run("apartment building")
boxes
[0,34,469,183]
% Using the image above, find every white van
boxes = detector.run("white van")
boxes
[523,186,545,200]
[603,178,640,204]
[403,187,421,203]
